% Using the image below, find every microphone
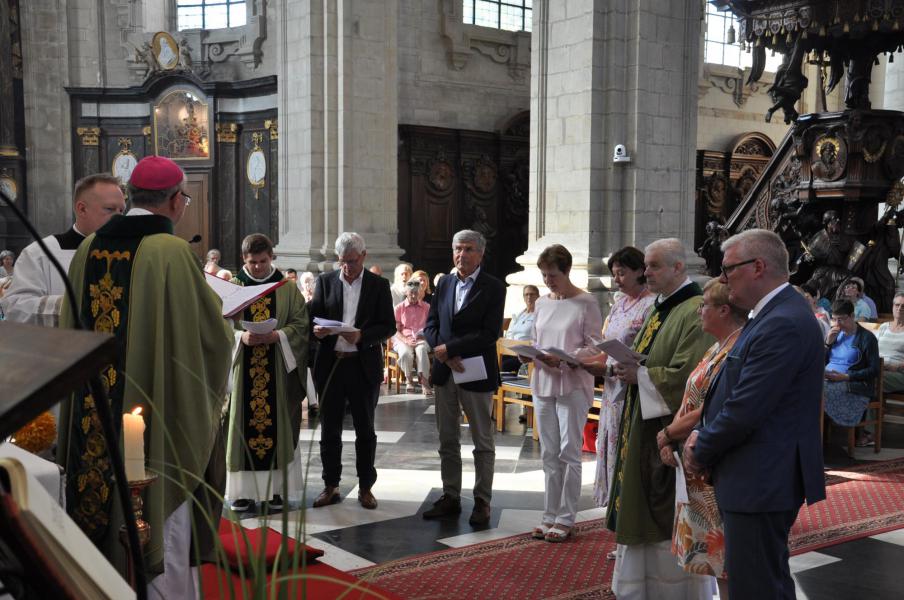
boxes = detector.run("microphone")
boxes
[189,234,202,244]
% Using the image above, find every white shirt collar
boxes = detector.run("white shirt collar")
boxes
[457,265,481,283]
[72,224,87,237]
[658,277,693,303]
[341,271,364,287]
[749,282,790,319]
[126,207,153,216]
[241,265,276,283]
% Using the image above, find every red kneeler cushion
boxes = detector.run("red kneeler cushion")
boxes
[218,518,324,568]
[202,519,403,600]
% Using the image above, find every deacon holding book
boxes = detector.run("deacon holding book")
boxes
[226,233,309,513]
[605,238,714,599]
[58,156,233,599]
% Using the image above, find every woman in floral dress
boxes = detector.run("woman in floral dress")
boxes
[583,246,654,507]
[657,279,748,597]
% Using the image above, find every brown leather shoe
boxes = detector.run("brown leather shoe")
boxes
[469,497,491,526]
[358,489,378,510]
[312,486,341,508]
[422,494,462,519]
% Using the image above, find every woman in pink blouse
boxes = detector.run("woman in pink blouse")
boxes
[524,244,603,542]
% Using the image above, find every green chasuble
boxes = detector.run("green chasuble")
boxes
[57,214,233,575]
[226,268,308,475]
[606,282,713,545]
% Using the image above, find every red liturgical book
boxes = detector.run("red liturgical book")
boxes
[205,273,287,317]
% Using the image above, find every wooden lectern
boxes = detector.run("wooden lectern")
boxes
[0,321,119,599]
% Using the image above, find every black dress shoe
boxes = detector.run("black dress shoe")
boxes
[312,486,341,508]
[469,497,491,527]
[358,489,378,510]
[268,494,284,511]
[422,494,461,519]
[231,498,255,513]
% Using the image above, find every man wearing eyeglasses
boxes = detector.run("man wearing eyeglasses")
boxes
[683,229,825,600]
[308,232,395,511]
[58,156,234,599]
[606,237,713,599]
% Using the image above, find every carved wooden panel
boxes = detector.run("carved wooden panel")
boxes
[398,118,528,281]
[694,131,776,248]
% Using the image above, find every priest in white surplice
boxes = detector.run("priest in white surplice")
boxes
[0,173,126,326]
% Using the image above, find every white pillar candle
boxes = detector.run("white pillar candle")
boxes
[123,407,146,481]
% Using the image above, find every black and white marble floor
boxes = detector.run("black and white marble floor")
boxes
[229,388,904,599]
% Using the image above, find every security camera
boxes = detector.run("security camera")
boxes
[613,144,631,163]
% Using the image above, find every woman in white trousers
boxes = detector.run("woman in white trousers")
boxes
[524,244,603,542]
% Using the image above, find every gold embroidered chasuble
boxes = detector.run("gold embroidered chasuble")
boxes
[57,214,233,575]
[226,270,308,476]
[606,282,713,545]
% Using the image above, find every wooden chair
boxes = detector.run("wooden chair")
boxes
[493,339,536,439]
[825,358,884,456]
[846,357,884,455]
[384,338,406,393]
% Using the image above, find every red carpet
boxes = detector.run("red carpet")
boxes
[199,519,402,600]
[352,458,904,600]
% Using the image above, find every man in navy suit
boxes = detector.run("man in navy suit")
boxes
[684,229,826,599]
[422,230,505,526]
[309,232,395,510]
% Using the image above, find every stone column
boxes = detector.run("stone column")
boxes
[507,0,702,312]
[274,0,403,272]
[0,0,15,156]
[20,0,73,235]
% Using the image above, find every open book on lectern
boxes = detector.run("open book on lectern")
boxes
[0,456,135,600]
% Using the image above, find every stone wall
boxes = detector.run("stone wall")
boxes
[397,0,530,131]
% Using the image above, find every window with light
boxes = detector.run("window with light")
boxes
[463,0,532,33]
[177,0,247,31]
[704,4,782,72]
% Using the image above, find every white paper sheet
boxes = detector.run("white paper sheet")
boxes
[451,356,488,384]
[595,339,646,365]
[313,317,359,334]
[637,366,672,420]
[540,347,582,366]
[511,345,544,359]
[673,450,689,504]
[240,318,278,334]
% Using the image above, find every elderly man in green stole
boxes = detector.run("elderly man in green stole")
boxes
[58,156,233,598]
[606,238,714,599]
[226,233,308,513]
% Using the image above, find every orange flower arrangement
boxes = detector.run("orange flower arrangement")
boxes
[12,411,57,455]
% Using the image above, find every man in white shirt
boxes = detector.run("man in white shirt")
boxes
[309,232,395,510]
[1,173,125,326]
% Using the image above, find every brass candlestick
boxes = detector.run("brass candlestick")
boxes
[119,471,158,589]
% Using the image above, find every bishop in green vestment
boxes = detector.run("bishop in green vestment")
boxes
[225,234,308,510]
[57,157,233,593]
[606,239,714,599]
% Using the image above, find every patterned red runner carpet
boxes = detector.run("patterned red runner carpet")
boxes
[351,458,904,600]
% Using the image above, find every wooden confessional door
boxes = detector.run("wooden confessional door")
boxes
[174,172,210,261]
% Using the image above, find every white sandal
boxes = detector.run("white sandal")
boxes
[544,525,574,543]
[531,522,554,540]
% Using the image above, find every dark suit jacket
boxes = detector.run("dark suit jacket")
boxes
[423,269,506,393]
[308,270,395,393]
[695,285,826,513]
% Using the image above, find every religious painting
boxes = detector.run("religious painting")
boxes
[153,89,210,160]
